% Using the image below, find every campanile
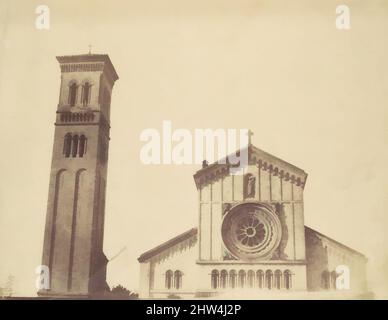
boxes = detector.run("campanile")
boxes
[39,54,118,297]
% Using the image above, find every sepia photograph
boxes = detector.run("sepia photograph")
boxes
[0,0,387,308]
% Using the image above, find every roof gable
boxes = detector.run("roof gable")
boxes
[305,226,367,260]
[138,226,366,262]
[193,144,308,189]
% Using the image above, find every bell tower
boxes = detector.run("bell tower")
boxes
[39,54,118,297]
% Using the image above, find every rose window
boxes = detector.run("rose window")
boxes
[221,202,282,260]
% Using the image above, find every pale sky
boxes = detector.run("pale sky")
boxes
[0,0,387,298]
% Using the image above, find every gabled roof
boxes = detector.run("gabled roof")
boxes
[137,228,198,263]
[193,144,308,189]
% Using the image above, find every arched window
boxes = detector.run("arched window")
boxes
[68,83,78,106]
[229,270,237,289]
[321,271,330,290]
[220,270,228,289]
[256,270,264,288]
[284,270,292,290]
[211,270,219,289]
[265,270,273,289]
[238,270,246,288]
[274,270,282,289]
[79,135,87,157]
[63,133,72,158]
[165,270,173,289]
[174,270,182,289]
[72,135,79,157]
[330,271,337,290]
[81,82,91,107]
[247,270,255,288]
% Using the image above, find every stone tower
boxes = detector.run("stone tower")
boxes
[39,54,118,297]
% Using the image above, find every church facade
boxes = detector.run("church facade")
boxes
[138,145,368,298]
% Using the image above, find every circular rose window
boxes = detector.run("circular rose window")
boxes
[221,202,282,260]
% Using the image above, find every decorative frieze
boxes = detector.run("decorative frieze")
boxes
[151,236,197,265]
[60,63,104,73]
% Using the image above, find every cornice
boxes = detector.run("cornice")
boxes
[193,145,308,189]
[56,54,119,83]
